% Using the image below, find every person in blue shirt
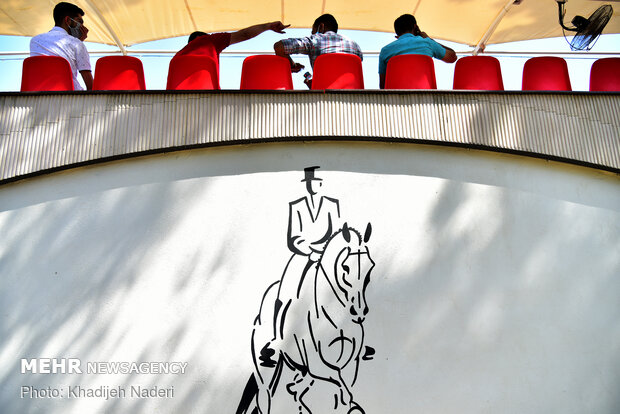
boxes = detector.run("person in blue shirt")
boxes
[379,14,457,89]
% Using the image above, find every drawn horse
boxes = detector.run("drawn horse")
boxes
[237,223,375,414]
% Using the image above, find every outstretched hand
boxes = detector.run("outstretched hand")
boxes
[269,21,290,34]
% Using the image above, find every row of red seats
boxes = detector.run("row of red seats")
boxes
[20,54,620,92]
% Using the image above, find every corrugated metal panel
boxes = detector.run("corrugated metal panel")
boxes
[0,91,618,183]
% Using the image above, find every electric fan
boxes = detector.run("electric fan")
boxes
[556,0,614,50]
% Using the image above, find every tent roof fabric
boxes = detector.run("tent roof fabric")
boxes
[1,0,618,48]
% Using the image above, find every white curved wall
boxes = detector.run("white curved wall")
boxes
[1,142,619,413]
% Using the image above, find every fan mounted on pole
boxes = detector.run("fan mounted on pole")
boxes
[556,0,614,50]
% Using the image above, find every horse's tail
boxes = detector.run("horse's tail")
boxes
[238,281,280,414]
[253,280,280,327]
[235,373,258,414]
[252,281,280,368]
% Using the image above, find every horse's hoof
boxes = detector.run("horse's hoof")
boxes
[347,402,365,414]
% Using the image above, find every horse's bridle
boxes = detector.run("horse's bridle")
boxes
[317,246,372,310]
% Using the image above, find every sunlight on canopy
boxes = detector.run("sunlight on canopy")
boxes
[0,0,618,50]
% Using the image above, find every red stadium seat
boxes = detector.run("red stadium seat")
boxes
[21,56,74,92]
[589,57,620,92]
[311,53,364,90]
[240,55,293,90]
[522,57,572,91]
[93,56,146,90]
[453,55,504,91]
[385,54,437,89]
[166,55,219,90]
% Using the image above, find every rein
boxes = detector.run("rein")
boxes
[316,245,369,312]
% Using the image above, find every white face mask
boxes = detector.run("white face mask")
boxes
[69,18,82,38]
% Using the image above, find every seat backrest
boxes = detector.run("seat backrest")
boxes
[453,55,504,91]
[311,53,364,90]
[590,57,620,92]
[385,54,437,89]
[93,56,146,91]
[166,55,220,90]
[21,56,74,92]
[522,57,572,91]
[240,55,293,90]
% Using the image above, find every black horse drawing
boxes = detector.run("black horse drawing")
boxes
[237,223,375,414]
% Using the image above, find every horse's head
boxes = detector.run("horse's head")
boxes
[322,223,375,324]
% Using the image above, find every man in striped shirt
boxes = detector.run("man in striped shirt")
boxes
[274,14,362,88]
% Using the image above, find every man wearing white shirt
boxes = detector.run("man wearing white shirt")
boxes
[30,2,92,90]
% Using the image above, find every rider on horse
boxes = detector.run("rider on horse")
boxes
[271,166,341,349]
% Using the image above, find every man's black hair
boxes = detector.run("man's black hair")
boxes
[394,14,417,36]
[53,2,84,26]
[313,14,338,33]
[188,31,207,43]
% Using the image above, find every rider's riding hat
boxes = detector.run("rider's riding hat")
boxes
[302,166,322,182]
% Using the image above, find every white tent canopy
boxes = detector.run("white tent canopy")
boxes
[1,0,618,50]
